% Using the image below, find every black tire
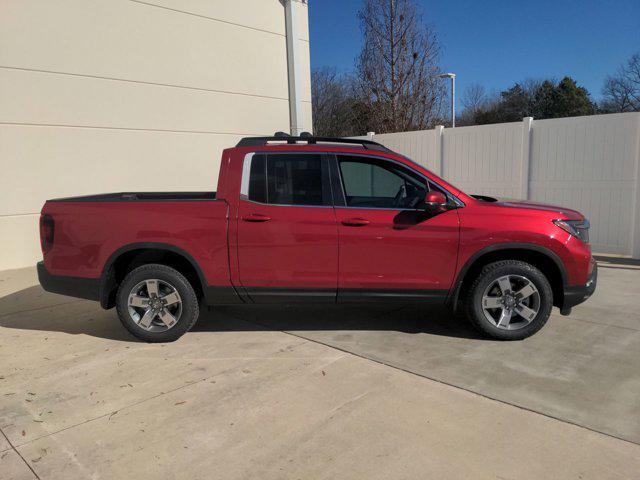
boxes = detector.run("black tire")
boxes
[464,260,553,340]
[116,264,199,342]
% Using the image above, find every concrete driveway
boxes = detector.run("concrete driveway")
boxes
[1,257,639,479]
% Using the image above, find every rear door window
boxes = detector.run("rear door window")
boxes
[246,154,331,206]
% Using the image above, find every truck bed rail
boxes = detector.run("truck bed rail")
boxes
[48,192,216,202]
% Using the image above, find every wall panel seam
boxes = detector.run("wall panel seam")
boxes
[128,0,287,38]
[0,214,40,219]
[0,122,267,136]
[0,66,290,102]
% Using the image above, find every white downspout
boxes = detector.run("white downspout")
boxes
[284,0,307,136]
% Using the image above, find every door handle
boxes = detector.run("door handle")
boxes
[342,217,370,227]
[242,213,271,222]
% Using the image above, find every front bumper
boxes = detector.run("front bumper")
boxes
[562,261,597,311]
[37,261,100,301]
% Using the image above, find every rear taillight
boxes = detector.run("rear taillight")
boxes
[40,214,55,253]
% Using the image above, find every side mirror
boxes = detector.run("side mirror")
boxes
[423,191,447,209]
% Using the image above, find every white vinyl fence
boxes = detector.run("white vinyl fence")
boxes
[356,112,640,257]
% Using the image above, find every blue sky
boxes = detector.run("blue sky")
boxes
[308,0,640,105]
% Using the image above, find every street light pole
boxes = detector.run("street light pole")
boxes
[450,74,455,128]
[436,73,456,128]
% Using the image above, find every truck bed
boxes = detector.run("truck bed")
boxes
[48,192,216,202]
[41,193,229,285]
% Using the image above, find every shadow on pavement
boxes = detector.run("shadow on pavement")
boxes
[194,304,484,340]
[0,285,136,342]
[0,285,483,341]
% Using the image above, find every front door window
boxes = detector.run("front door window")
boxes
[337,156,428,209]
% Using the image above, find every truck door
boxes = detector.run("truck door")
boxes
[236,152,338,302]
[331,154,460,302]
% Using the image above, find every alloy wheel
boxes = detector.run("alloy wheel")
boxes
[127,279,182,332]
[481,275,540,330]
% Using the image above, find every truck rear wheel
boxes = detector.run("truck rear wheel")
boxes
[116,264,199,342]
[465,260,553,340]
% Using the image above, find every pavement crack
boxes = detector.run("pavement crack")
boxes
[12,372,215,449]
[0,426,41,480]
[563,315,640,332]
[326,390,373,417]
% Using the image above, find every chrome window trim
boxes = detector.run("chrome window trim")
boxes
[239,152,254,199]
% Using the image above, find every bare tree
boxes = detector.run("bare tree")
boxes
[601,53,640,112]
[312,67,347,136]
[311,67,369,137]
[356,0,444,133]
[459,83,487,124]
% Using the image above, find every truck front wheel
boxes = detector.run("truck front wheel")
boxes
[465,260,553,340]
[116,264,200,342]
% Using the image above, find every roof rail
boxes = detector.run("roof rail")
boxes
[235,132,391,152]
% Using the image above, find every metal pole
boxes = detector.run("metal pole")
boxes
[451,75,456,128]
[435,73,456,128]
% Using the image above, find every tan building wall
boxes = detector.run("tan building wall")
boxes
[0,0,312,271]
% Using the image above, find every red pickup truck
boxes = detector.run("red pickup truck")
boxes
[38,134,596,342]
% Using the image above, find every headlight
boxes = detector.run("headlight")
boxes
[553,219,590,243]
